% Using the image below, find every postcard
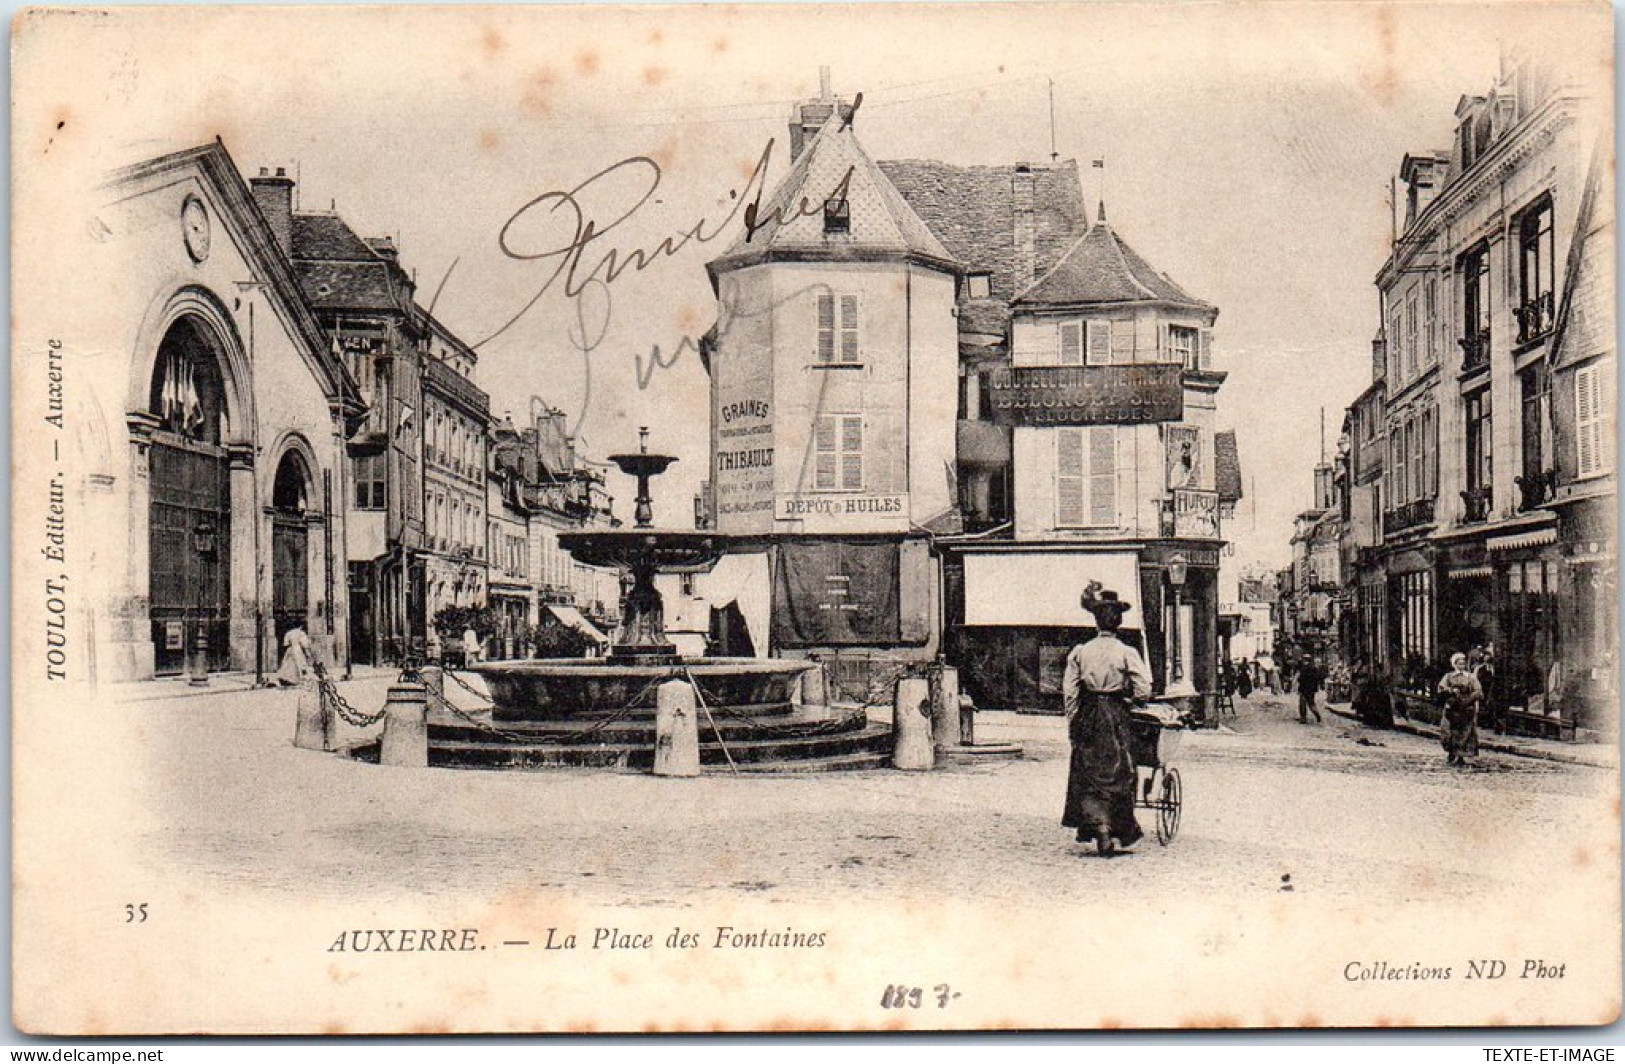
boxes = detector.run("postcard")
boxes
[10,2,1619,1034]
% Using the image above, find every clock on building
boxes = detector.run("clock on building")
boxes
[181,194,211,263]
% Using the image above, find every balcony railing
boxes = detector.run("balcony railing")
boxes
[1382,497,1435,535]
[1460,486,1493,524]
[1515,468,1556,511]
[1514,291,1556,346]
[1458,328,1491,373]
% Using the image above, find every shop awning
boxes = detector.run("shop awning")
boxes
[1446,565,1494,579]
[546,604,609,645]
[962,550,1141,628]
[1488,528,1558,552]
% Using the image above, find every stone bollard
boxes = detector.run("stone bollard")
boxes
[891,676,934,770]
[653,679,701,777]
[380,679,429,768]
[293,678,334,752]
[420,665,445,706]
[799,663,829,719]
[933,667,960,759]
[959,693,976,747]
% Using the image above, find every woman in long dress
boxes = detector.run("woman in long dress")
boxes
[275,627,313,687]
[1061,583,1153,856]
[1436,652,1483,767]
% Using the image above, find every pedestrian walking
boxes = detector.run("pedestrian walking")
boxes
[462,626,483,665]
[1296,657,1324,723]
[1437,652,1483,767]
[1256,651,1277,694]
[1235,660,1254,700]
[1474,644,1501,734]
[1061,582,1152,857]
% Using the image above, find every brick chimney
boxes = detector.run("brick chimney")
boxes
[249,166,295,252]
[1012,163,1036,290]
[788,66,855,162]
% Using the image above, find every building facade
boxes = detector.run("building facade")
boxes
[1358,52,1612,738]
[701,88,959,669]
[89,144,364,679]
[422,313,492,646]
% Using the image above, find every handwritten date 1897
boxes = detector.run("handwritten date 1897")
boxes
[880,984,960,1009]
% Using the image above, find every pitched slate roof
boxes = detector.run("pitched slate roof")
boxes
[1214,429,1243,504]
[1014,217,1214,311]
[710,114,955,271]
[877,160,1085,302]
[290,213,408,313]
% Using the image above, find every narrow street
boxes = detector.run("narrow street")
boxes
[121,678,1614,908]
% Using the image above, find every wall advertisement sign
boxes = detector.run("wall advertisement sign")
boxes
[774,492,909,531]
[987,364,1184,426]
[1172,488,1220,539]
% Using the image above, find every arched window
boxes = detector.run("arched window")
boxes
[150,316,226,444]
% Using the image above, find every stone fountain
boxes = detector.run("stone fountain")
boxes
[371,430,892,771]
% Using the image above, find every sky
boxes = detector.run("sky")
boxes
[26,2,1610,570]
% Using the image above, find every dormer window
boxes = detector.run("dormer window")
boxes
[823,196,850,234]
[965,272,991,299]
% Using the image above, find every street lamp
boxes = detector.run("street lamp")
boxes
[1167,553,1191,695]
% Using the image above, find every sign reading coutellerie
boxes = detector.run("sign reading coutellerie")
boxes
[987,364,1184,425]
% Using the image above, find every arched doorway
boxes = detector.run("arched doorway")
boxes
[271,449,313,647]
[148,315,232,674]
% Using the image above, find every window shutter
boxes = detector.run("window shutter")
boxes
[815,416,837,489]
[1576,365,1605,478]
[1059,321,1083,365]
[840,415,864,490]
[1086,320,1112,365]
[839,296,860,363]
[1056,429,1085,527]
[1199,328,1212,370]
[1089,427,1117,526]
[816,294,835,363]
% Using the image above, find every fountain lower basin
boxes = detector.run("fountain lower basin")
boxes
[471,657,812,722]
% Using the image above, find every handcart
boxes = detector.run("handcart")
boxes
[1128,703,1189,845]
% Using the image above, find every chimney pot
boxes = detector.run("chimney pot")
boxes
[275,166,286,177]
[258,167,269,177]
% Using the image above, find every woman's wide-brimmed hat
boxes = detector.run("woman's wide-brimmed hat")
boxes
[1080,581,1133,615]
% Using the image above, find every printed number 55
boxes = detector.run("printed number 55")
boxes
[125,903,148,924]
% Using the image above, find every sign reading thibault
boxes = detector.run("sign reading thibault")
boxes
[775,492,909,530]
[987,364,1184,425]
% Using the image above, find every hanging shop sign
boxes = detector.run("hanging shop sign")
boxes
[987,364,1184,426]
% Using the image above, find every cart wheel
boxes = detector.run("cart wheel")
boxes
[1156,767,1182,845]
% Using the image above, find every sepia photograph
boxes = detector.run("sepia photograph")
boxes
[8,1,1620,1036]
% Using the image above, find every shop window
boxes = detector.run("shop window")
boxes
[816,293,860,364]
[814,414,863,491]
[353,453,386,510]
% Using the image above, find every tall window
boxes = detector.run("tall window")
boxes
[1422,406,1438,496]
[1521,366,1550,501]
[353,453,385,510]
[1409,415,1424,500]
[1461,243,1491,368]
[814,414,863,491]
[1405,289,1420,378]
[1059,321,1084,365]
[816,293,860,364]
[1423,276,1438,364]
[1575,363,1610,479]
[1388,308,1404,382]
[1465,388,1493,513]
[1168,325,1199,370]
[1517,197,1555,343]
[1086,320,1112,366]
[1056,427,1116,528]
